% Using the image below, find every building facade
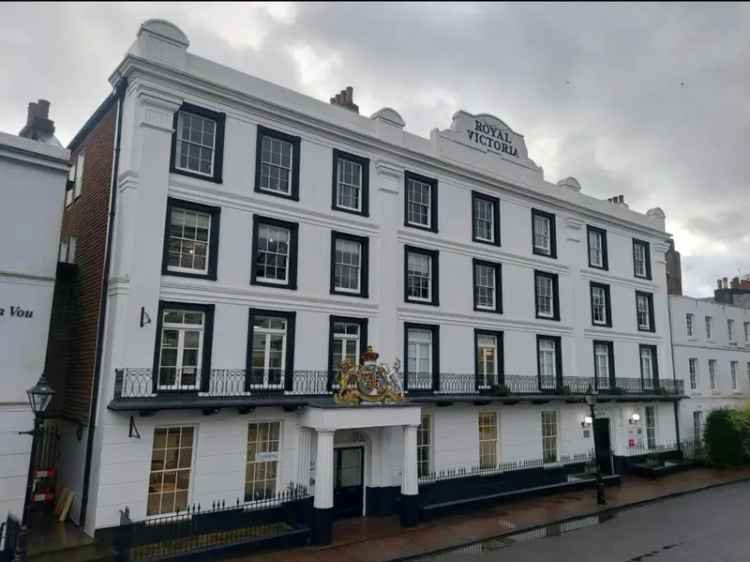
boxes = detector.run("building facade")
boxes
[0,103,69,520]
[52,20,685,545]
[670,295,750,443]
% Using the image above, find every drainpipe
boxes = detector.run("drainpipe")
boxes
[666,291,681,452]
[79,76,127,528]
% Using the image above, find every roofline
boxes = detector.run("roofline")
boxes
[67,92,117,152]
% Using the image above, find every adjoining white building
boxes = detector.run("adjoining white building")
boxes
[0,102,69,521]
[670,295,750,443]
[48,19,686,550]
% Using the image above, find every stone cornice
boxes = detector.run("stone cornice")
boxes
[114,57,670,241]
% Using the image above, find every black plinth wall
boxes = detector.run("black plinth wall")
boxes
[400,494,419,527]
[311,507,333,545]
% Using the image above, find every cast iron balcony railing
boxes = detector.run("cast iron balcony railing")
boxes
[112,369,684,403]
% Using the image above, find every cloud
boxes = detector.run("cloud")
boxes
[1,2,748,297]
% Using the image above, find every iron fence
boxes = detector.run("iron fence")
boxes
[418,450,595,485]
[115,484,311,562]
[114,368,684,402]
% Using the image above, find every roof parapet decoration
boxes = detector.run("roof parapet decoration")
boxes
[432,110,543,176]
[334,346,405,406]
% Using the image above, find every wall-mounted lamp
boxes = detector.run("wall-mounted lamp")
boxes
[629,413,641,424]
[581,415,593,428]
[140,306,152,328]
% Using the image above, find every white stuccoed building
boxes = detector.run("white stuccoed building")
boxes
[50,19,687,548]
[670,295,750,443]
[0,104,69,521]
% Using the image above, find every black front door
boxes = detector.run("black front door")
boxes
[334,446,364,519]
[593,418,613,475]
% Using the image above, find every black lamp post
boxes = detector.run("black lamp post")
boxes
[584,387,606,506]
[20,374,56,527]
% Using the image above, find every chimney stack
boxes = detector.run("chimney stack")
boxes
[18,99,58,143]
[330,86,359,114]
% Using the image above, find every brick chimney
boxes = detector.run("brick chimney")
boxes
[18,99,58,143]
[330,86,359,114]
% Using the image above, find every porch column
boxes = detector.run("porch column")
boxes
[400,424,419,527]
[312,429,335,545]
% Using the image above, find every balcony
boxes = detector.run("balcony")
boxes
[109,368,684,413]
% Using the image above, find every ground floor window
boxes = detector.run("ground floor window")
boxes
[417,414,432,478]
[645,406,657,450]
[541,411,558,464]
[148,426,194,516]
[478,412,498,469]
[693,411,703,443]
[245,422,281,501]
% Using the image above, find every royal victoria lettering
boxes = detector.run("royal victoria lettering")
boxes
[466,120,519,157]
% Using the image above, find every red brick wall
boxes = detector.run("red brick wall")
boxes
[48,105,115,423]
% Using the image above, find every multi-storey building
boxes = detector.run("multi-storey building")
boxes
[670,295,750,443]
[0,101,69,520]
[49,20,685,546]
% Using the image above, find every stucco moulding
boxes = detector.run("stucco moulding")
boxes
[432,110,543,176]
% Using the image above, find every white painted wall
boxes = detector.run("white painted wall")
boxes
[670,295,750,441]
[81,20,678,533]
[0,131,68,520]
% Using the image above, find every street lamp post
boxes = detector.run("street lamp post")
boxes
[584,387,606,506]
[17,373,55,560]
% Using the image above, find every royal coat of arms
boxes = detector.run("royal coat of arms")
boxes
[334,346,405,405]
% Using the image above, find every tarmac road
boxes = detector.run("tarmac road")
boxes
[425,481,750,562]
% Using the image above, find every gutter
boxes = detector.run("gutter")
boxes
[79,76,127,528]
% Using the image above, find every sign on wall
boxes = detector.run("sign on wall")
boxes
[436,110,542,173]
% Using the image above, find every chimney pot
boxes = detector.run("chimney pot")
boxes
[329,86,359,114]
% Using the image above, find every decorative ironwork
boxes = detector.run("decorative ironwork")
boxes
[334,347,405,405]
[113,369,683,402]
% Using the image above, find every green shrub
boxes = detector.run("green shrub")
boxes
[704,408,750,466]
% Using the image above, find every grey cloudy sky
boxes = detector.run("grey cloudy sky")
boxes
[2,2,748,296]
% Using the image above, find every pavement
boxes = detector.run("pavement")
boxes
[425,480,750,561]
[227,466,750,562]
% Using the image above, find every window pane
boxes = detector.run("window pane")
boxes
[407,178,432,227]
[260,136,293,194]
[407,252,432,301]
[334,238,361,291]
[147,426,194,515]
[176,111,216,176]
[256,224,291,282]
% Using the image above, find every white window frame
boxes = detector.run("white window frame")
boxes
[406,177,432,228]
[689,358,698,391]
[407,251,432,303]
[744,322,750,343]
[686,313,694,337]
[709,359,717,390]
[167,207,212,275]
[158,310,205,391]
[256,224,291,284]
[477,334,499,387]
[332,321,361,369]
[594,342,611,389]
[728,319,735,341]
[336,157,363,212]
[591,286,608,325]
[407,328,433,389]
[705,316,713,339]
[175,111,217,178]
[541,410,559,464]
[640,347,655,390]
[417,413,432,478]
[731,361,738,391]
[475,263,496,310]
[533,213,552,254]
[333,238,362,293]
[588,229,604,267]
[147,425,196,517]
[636,293,651,331]
[245,421,282,502]
[473,197,495,243]
[536,274,555,318]
[250,317,288,389]
[538,338,557,384]
[478,411,499,469]
[633,241,648,278]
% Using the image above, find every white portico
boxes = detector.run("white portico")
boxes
[301,405,421,544]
